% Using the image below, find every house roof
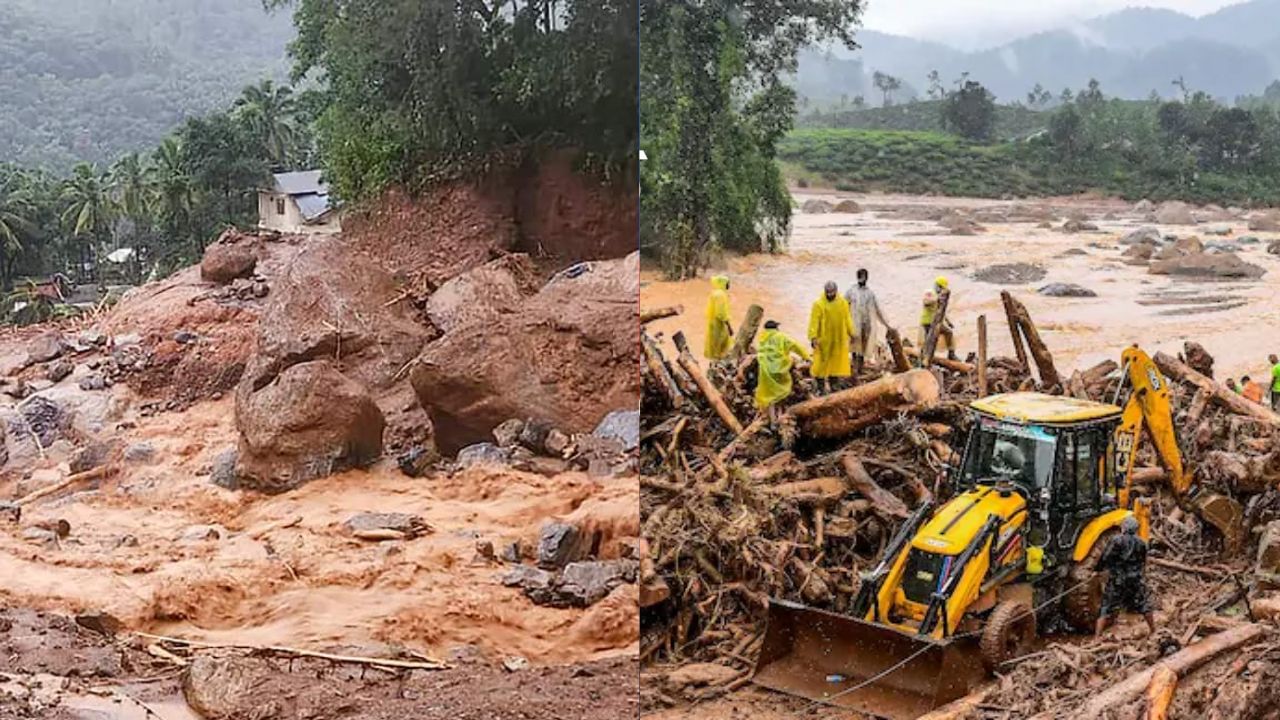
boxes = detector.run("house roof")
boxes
[272,170,328,196]
[295,193,334,221]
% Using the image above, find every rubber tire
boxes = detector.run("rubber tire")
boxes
[1064,529,1115,632]
[980,600,1036,674]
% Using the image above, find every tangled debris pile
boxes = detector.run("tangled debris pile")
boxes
[640,292,1280,718]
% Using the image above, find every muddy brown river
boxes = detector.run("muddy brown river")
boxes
[642,191,1280,383]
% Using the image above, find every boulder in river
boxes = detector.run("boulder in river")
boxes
[1038,283,1097,298]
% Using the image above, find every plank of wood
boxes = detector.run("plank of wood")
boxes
[976,314,988,397]
[641,305,682,324]
[673,332,744,434]
[728,304,764,359]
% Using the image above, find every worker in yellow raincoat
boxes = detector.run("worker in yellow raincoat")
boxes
[755,320,810,420]
[808,281,854,394]
[919,276,958,362]
[704,275,734,360]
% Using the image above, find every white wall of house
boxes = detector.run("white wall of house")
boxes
[257,192,341,234]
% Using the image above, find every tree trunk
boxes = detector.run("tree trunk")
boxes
[1144,664,1177,720]
[1000,292,1029,371]
[885,326,911,373]
[976,314,988,397]
[920,289,951,368]
[1154,351,1280,428]
[785,369,941,440]
[641,332,685,410]
[904,347,974,373]
[1000,291,1059,388]
[728,304,764,359]
[672,331,744,434]
[840,454,909,520]
[640,305,682,325]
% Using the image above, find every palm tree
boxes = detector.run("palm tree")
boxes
[149,137,193,252]
[233,79,298,167]
[60,163,116,280]
[0,172,36,288]
[111,153,149,222]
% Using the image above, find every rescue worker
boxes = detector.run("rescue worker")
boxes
[1242,375,1265,404]
[1226,378,1240,395]
[1095,515,1156,637]
[920,277,958,362]
[844,268,892,376]
[754,320,810,422]
[808,281,854,394]
[1269,354,1280,411]
[704,275,733,360]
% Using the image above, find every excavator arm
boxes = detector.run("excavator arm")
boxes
[1114,346,1243,550]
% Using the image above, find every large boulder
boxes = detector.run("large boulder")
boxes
[411,253,640,454]
[802,199,833,214]
[234,360,385,493]
[26,332,65,365]
[1149,251,1265,279]
[200,230,259,283]
[1119,227,1161,245]
[1153,201,1197,225]
[424,254,540,334]
[1248,211,1280,232]
[1153,235,1204,261]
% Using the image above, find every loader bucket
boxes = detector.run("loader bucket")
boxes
[751,599,985,720]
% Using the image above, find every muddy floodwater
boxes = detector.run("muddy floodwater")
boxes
[642,191,1280,383]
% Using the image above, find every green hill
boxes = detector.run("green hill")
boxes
[799,101,1048,140]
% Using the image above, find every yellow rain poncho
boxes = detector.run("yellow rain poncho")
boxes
[755,328,810,408]
[808,294,853,378]
[704,275,732,360]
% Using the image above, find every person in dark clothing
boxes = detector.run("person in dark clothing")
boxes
[1094,515,1156,636]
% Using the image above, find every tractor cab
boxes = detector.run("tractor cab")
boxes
[955,392,1125,567]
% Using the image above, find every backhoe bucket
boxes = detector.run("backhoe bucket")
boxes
[751,599,985,720]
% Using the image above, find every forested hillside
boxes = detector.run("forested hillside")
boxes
[0,0,291,171]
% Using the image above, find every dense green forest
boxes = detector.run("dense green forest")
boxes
[0,0,292,172]
[798,100,1046,140]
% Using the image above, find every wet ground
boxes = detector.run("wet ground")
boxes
[642,191,1280,382]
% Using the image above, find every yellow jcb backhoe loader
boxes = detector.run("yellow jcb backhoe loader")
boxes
[751,346,1241,719]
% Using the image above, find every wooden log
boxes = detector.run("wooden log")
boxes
[764,476,850,504]
[840,455,909,520]
[1185,388,1211,427]
[728,304,764,359]
[641,305,682,324]
[886,326,911,373]
[904,347,975,373]
[1154,351,1280,428]
[1077,623,1266,718]
[642,333,686,410]
[785,370,941,440]
[917,686,993,720]
[15,465,114,506]
[920,289,951,368]
[976,314,988,397]
[1080,359,1119,386]
[673,331,744,434]
[719,415,768,462]
[1000,292,1030,372]
[1000,291,1059,388]
[1144,665,1177,720]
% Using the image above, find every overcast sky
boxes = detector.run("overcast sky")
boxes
[861,0,1242,49]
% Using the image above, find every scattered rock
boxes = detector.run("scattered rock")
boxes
[1149,251,1265,279]
[518,419,553,453]
[492,418,526,448]
[593,410,639,451]
[183,655,277,720]
[973,263,1047,285]
[833,199,861,213]
[553,560,639,607]
[75,611,123,637]
[1122,244,1155,264]
[1134,199,1154,212]
[501,542,523,563]
[1269,240,1280,256]
[1239,235,1261,245]
[33,519,70,538]
[21,527,57,546]
[210,447,238,490]
[1248,211,1280,232]
[538,522,586,570]
[501,565,554,590]
[173,330,199,344]
[1154,201,1197,225]
[1204,224,1233,236]
[78,373,107,391]
[26,332,65,364]
[200,233,259,283]
[801,199,833,214]
[396,446,434,477]
[545,429,571,456]
[1058,248,1088,257]
[124,441,156,464]
[425,255,541,335]
[474,539,496,563]
[16,396,67,447]
[180,525,225,543]
[1038,283,1097,298]
[456,442,510,468]
[502,656,529,672]
[70,441,114,473]
[1061,219,1098,233]
[1120,227,1162,245]
[344,512,430,538]
[45,359,73,383]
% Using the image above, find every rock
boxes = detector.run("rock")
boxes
[1184,342,1215,379]
[518,419,553,453]
[1057,248,1088,257]
[26,332,65,364]
[78,329,107,347]
[833,199,861,213]
[200,234,258,283]
[553,560,638,607]
[34,519,70,538]
[1269,240,1280,255]
[15,396,67,448]
[1061,219,1098,233]
[396,446,434,477]
[180,525,225,543]
[1155,235,1205,259]
[70,441,114,474]
[75,611,123,637]
[1239,235,1261,245]
[183,656,279,720]
[1154,201,1197,225]
[501,542,523,563]
[801,199,833,214]
[475,539,496,562]
[544,429,571,456]
[1149,251,1265,279]
[235,360,385,493]
[973,263,1047,285]
[502,564,554,590]
[173,330,199,344]
[1248,211,1280,232]
[21,527,57,546]
[1134,199,1154,212]
[1038,283,1097,298]
[45,360,73,383]
[411,253,639,454]
[210,447,238,490]
[537,522,585,570]
[593,409,639,451]
[456,442,510,468]
[1204,224,1233,236]
[344,512,429,538]
[78,373,107,391]
[1259,520,1280,577]
[492,418,526,448]
[425,254,540,335]
[124,441,156,464]
[666,663,741,690]
[1122,244,1155,264]
[1120,227,1162,245]
[1036,221,1053,229]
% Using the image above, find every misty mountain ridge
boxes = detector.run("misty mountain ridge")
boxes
[800,0,1280,106]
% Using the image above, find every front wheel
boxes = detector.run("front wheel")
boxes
[1064,529,1115,632]
[980,600,1037,673]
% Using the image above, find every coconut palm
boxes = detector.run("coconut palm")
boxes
[59,163,116,279]
[0,172,36,287]
[111,153,150,221]
[233,79,298,167]
[149,138,193,244]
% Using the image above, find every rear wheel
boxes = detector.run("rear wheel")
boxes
[980,600,1036,673]
[1064,529,1115,632]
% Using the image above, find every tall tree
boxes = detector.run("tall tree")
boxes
[942,80,997,142]
[59,164,116,279]
[233,79,299,168]
[0,171,36,287]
